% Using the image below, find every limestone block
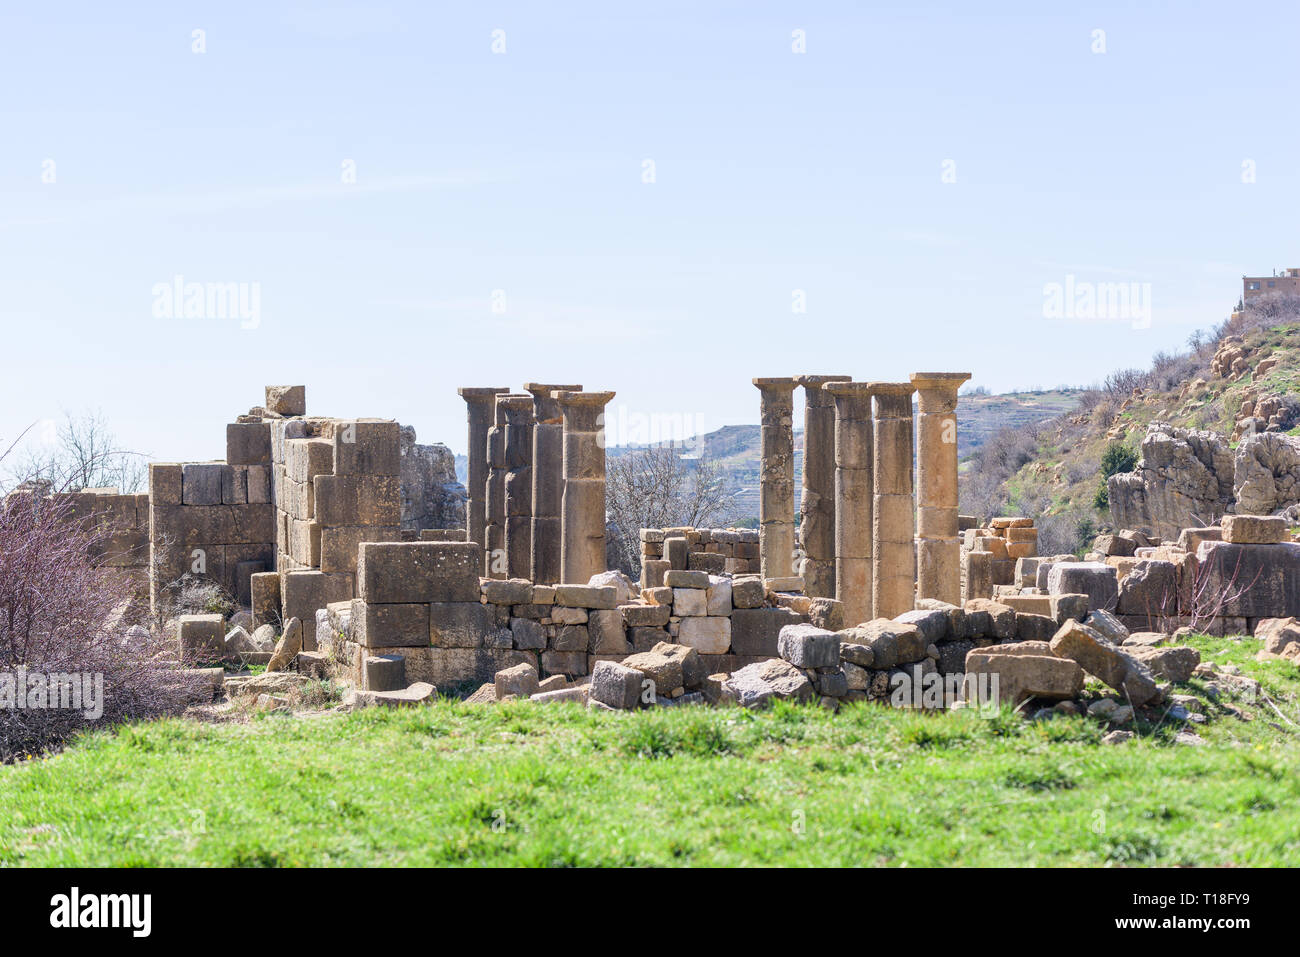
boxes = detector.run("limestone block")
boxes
[664,569,709,588]
[589,660,644,709]
[510,617,547,650]
[1049,620,1160,705]
[181,463,224,506]
[227,422,272,466]
[365,654,407,692]
[777,623,839,668]
[1195,541,1300,618]
[333,419,400,476]
[350,600,429,648]
[1046,562,1119,612]
[251,571,281,629]
[730,606,802,656]
[285,438,334,485]
[677,616,731,654]
[620,603,671,628]
[428,601,494,648]
[358,541,480,604]
[265,385,306,416]
[731,576,766,609]
[721,659,813,708]
[495,661,539,699]
[1222,514,1288,544]
[553,585,618,609]
[177,614,225,661]
[963,649,1083,706]
[706,576,732,616]
[481,578,534,605]
[587,608,629,655]
[673,587,708,617]
[313,475,401,527]
[150,463,183,505]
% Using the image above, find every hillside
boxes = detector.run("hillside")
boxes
[962,316,1300,556]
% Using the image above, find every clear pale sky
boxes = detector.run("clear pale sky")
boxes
[2,1,1296,462]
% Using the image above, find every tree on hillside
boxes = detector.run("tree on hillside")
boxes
[605,446,740,577]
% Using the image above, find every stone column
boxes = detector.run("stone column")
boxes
[457,387,508,568]
[796,374,851,598]
[870,382,917,619]
[752,378,799,581]
[911,373,971,605]
[524,382,582,584]
[500,394,537,580]
[825,382,874,627]
[484,395,518,578]
[557,390,616,584]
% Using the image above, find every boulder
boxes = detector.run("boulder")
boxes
[224,625,257,655]
[1255,617,1300,657]
[1107,423,1234,541]
[588,570,638,603]
[963,598,1016,639]
[1233,431,1300,516]
[620,650,684,696]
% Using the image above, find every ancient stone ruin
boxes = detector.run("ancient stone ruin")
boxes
[21,375,1300,718]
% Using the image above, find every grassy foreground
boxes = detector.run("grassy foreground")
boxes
[1,636,1298,867]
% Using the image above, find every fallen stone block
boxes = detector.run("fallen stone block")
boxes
[589,660,645,709]
[677,616,731,654]
[1126,644,1200,683]
[963,650,1083,706]
[353,681,436,708]
[721,659,813,708]
[777,623,839,669]
[1255,617,1300,657]
[365,654,407,692]
[1049,620,1160,706]
[495,661,539,699]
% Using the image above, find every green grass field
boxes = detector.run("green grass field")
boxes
[1,635,1298,867]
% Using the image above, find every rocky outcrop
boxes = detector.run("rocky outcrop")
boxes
[1107,423,1234,540]
[399,425,467,532]
[1232,431,1300,515]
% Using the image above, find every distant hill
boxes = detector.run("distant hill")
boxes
[452,390,1086,523]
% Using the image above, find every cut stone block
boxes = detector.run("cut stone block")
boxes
[358,542,480,604]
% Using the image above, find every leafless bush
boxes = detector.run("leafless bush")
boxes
[606,446,740,577]
[1036,508,1098,557]
[1103,368,1149,397]
[0,490,191,761]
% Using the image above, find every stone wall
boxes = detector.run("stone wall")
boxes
[323,539,821,688]
[637,526,762,589]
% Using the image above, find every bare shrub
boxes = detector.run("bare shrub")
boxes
[0,490,192,761]
[3,411,147,495]
[606,446,740,577]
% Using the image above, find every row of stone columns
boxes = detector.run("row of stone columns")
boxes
[754,372,969,626]
[460,386,614,584]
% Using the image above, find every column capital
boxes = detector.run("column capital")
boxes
[752,377,799,392]
[909,372,971,394]
[554,390,615,408]
[458,386,509,404]
[524,382,583,422]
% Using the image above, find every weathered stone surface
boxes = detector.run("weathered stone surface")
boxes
[963,598,1017,639]
[730,606,802,656]
[1015,613,1056,641]
[807,596,844,631]
[1195,541,1300,618]
[936,639,975,674]
[964,649,1084,706]
[177,614,226,661]
[1233,431,1300,516]
[353,681,436,708]
[358,542,480,604]
[365,654,407,692]
[721,658,813,708]
[587,608,629,655]
[266,385,306,416]
[428,602,493,648]
[398,426,466,533]
[1221,514,1288,544]
[1050,593,1090,624]
[836,618,925,669]
[1108,423,1234,541]
[777,623,839,669]
[677,616,732,654]
[650,641,706,689]
[481,578,534,605]
[495,661,539,699]
[266,617,303,672]
[510,617,547,650]
[589,660,644,709]
[350,600,429,648]
[672,587,708,617]
[706,576,733,616]
[1046,562,1119,612]
[1126,644,1200,683]
[894,608,949,644]
[664,569,709,589]
[1255,617,1300,657]
[1116,560,1178,618]
[731,576,766,609]
[1049,620,1160,706]
[553,585,618,609]
[620,650,683,695]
